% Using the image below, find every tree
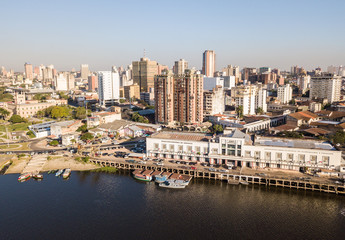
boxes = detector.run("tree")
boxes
[9,114,27,123]
[80,132,94,141]
[26,130,35,138]
[119,99,126,103]
[75,107,87,119]
[77,124,88,133]
[36,110,45,118]
[212,124,223,134]
[332,131,345,145]
[255,107,264,115]
[289,99,296,105]
[49,140,59,146]
[236,106,243,118]
[58,92,69,100]
[0,107,10,119]
[51,106,69,119]
[131,112,149,123]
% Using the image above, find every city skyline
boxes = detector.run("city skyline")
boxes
[1,0,345,71]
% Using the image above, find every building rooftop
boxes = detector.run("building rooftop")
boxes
[150,131,213,142]
[289,111,318,121]
[255,137,335,150]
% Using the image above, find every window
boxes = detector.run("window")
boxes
[237,150,241,156]
[310,155,317,162]
[178,145,183,151]
[187,146,192,152]
[298,154,305,162]
[276,153,282,160]
[195,146,200,152]
[288,154,293,161]
[154,143,159,150]
[255,151,260,159]
[322,156,329,164]
[162,144,166,150]
[265,152,271,160]
[237,145,242,149]
[245,151,251,157]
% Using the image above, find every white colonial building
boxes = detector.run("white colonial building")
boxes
[146,130,341,171]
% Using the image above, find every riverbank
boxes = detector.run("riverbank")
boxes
[3,154,100,174]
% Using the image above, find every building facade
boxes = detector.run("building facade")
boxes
[173,59,188,75]
[24,63,33,80]
[310,74,341,103]
[277,84,292,104]
[202,50,216,77]
[98,69,120,106]
[146,131,341,171]
[124,83,140,100]
[81,64,89,80]
[203,86,225,117]
[132,57,158,92]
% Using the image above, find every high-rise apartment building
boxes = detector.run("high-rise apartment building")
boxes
[203,86,225,117]
[154,70,175,124]
[98,69,120,106]
[54,72,75,91]
[24,63,33,80]
[88,75,98,91]
[222,65,241,84]
[173,59,188,75]
[132,57,158,92]
[277,84,292,104]
[297,75,310,93]
[310,74,341,103]
[202,50,216,77]
[81,64,90,80]
[231,84,267,115]
[154,69,203,125]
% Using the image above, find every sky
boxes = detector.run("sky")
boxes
[1,0,345,72]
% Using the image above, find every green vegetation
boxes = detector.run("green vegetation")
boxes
[77,124,88,133]
[9,114,27,124]
[26,130,35,138]
[236,106,243,118]
[0,87,14,102]
[0,107,10,119]
[37,105,71,119]
[331,131,345,146]
[119,99,126,103]
[277,131,303,139]
[92,166,118,173]
[255,107,264,115]
[0,122,31,132]
[131,112,149,123]
[322,103,332,110]
[58,92,69,100]
[289,99,296,105]
[82,156,90,163]
[49,140,59,146]
[212,124,223,134]
[74,107,90,119]
[33,93,49,101]
[80,132,94,141]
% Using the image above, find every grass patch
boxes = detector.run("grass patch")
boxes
[0,142,31,151]
[91,166,118,173]
[0,122,31,132]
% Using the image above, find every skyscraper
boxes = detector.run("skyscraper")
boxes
[202,50,216,77]
[173,59,188,75]
[310,74,341,103]
[277,84,293,104]
[81,64,90,80]
[155,69,203,125]
[132,57,158,92]
[88,75,98,91]
[98,68,120,106]
[24,63,33,80]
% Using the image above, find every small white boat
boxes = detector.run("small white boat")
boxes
[55,169,64,177]
[18,173,31,182]
[62,168,71,179]
[174,179,190,186]
[159,181,186,189]
[228,179,239,185]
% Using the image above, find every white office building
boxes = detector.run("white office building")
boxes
[277,84,292,104]
[146,130,342,171]
[204,76,235,91]
[98,69,120,106]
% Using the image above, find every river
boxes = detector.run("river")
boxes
[1,171,345,240]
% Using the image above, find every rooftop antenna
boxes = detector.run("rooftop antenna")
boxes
[143,49,146,58]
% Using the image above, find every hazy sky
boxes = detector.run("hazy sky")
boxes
[1,0,345,72]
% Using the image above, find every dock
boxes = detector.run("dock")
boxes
[91,158,345,195]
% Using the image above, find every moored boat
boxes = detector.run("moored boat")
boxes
[174,179,190,186]
[228,179,239,185]
[18,173,31,182]
[159,181,186,189]
[239,180,249,185]
[62,168,71,179]
[55,169,64,177]
[32,173,43,180]
[154,175,167,183]
[133,173,152,182]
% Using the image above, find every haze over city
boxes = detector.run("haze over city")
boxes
[1,0,345,71]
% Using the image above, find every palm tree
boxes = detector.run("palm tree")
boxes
[236,106,243,119]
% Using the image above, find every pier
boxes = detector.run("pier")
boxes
[91,157,345,195]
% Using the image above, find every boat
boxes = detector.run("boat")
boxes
[154,175,167,183]
[174,179,190,186]
[239,180,249,185]
[62,168,71,179]
[228,179,239,185]
[32,173,43,180]
[55,169,64,177]
[18,173,31,182]
[159,181,186,189]
[133,173,152,182]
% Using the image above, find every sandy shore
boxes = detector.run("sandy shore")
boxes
[4,155,100,174]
